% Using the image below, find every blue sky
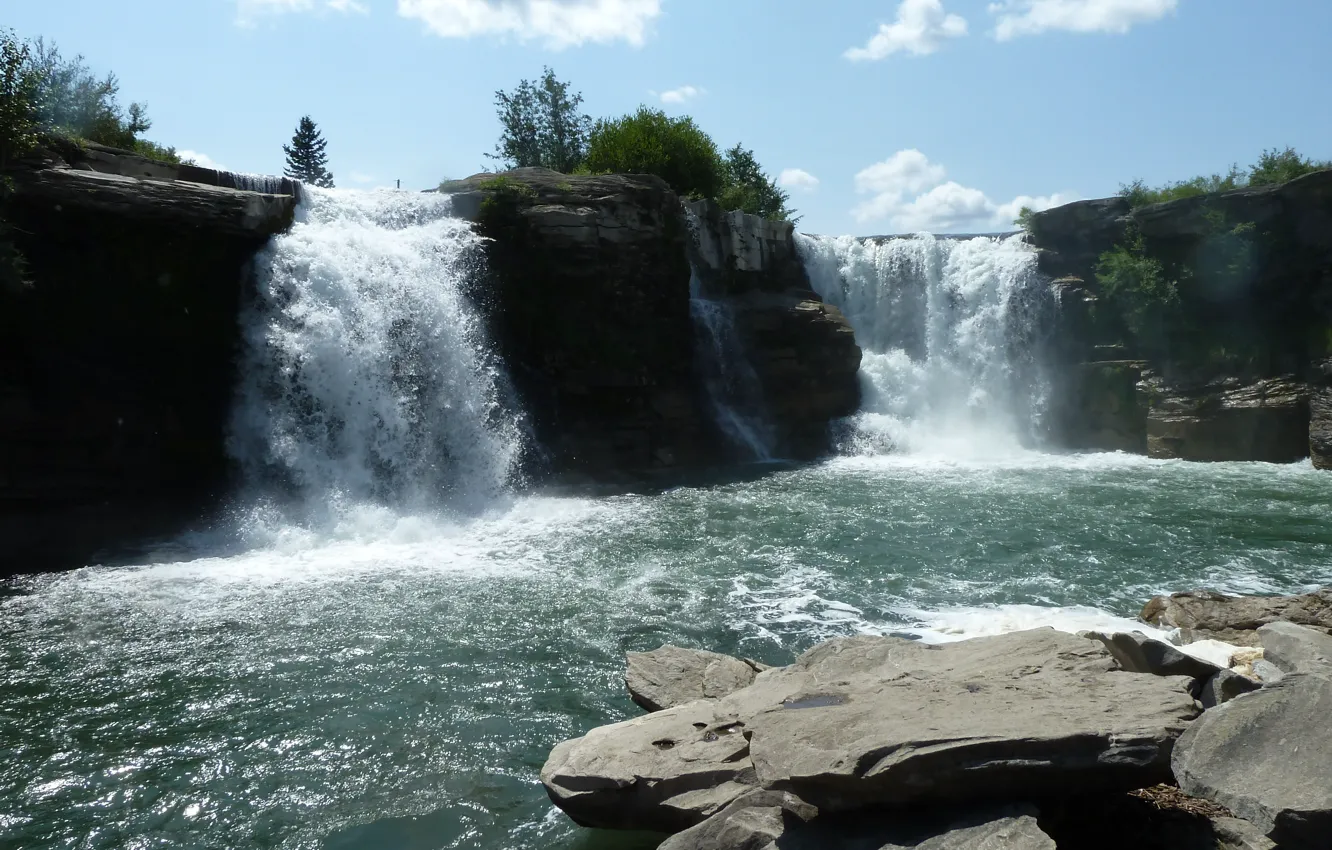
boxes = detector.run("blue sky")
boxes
[8,0,1331,235]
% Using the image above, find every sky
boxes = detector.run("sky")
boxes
[7,0,1332,235]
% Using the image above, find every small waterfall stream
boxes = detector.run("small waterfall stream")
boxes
[797,232,1052,457]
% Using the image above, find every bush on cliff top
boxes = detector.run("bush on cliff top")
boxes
[584,107,726,201]
[1119,148,1330,208]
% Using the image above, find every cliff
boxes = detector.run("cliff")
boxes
[441,168,860,480]
[1,144,297,574]
[1030,170,1332,465]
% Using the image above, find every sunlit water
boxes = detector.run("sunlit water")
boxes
[5,202,1332,849]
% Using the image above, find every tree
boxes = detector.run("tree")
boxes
[1249,147,1331,187]
[584,106,725,200]
[283,115,334,188]
[489,67,591,173]
[716,143,795,222]
[0,30,43,167]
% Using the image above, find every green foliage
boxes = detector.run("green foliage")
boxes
[489,67,592,174]
[283,115,334,188]
[132,138,182,164]
[716,143,795,223]
[1,30,43,167]
[1249,147,1332,187]
[1096,227,1178,340]
[1014,205,1034,232]
[23,38,160,150]
[585,106,724,200]
[1118,148,1330,208]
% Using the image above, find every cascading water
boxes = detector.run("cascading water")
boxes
[229,187,524,518]
[688,272,776,461]
[797,233,1051,457]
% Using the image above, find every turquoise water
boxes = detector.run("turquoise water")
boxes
[4,451,1332,850]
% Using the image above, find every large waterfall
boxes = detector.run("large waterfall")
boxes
[229,188,525,516]
[797,233,1051,457]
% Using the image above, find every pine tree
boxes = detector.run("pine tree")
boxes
[283,115,334,188]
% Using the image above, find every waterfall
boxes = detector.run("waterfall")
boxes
[688,272,775,462]
[229,188,524,515]
[796,233,1051,457]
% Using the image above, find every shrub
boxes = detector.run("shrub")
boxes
[716,143,795,223]
[1249,147,1331,187]
[1014,205,1034,232]
[1,30,43,166]
[1096,228,1178,341]
[585,106,725,200]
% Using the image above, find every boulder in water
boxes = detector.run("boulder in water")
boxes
[1173,672,1332,847]
[625,645,758,712]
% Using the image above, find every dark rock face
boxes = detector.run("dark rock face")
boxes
[1030,170,1332,464]
[442,169,860,480]
[1140,374,1310,462]
[2,150,296,575]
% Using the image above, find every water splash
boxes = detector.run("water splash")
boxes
[797,233,1051,458]
[229,188,524,517]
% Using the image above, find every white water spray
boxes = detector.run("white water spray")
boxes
[797,233,1049,457]
[229,188,524,515]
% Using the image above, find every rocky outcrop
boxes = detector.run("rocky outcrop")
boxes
[625,645,758,712]
[1140,374,1310,462]
[1258,621,1332,675]
[1086,630,1223,680]
[2,146,299,574]
[1141,587,1332,646]
[1173,673,1332,847]
[440,169,861,478]
[1031,170,1332,464]
[541,629,1198,834]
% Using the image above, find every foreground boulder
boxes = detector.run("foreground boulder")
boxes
[1257,621,1332,675]
[625,646,757,712]
[1141,587,1332,645]
[1173,673,1332,847]
[541,629,1198,832]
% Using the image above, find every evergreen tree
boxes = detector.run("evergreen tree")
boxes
[489,68,591,173]
[283,115,334,188]
[717,144,795,223]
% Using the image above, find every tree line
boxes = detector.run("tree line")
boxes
[484,67,796,223]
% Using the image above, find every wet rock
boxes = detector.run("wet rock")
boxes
[1087,631,1223,679]
[1257,621,1332,675]
[626,646,758,712]
[542,629,1198,832]
[1311,385,1332,471]
[1198,669,1261,709]
[1173,672,1332,847]
[1139,375,1310,464]
[1141,587,1332,645]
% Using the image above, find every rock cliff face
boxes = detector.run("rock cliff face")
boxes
[441,168,860,481]
[1031,170,1332,464]
[2,144,298,574]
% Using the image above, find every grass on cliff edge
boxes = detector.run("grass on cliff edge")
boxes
[1118,147,1331,209]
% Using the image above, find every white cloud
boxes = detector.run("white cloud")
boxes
[851,149,1078,231]
[989,0,1177,41]
[779,168,821,193]
[236,0,366,24]
[397,0,661,48]
[178,150,225,171]
[657,85,702,104]
[845,0,968,61]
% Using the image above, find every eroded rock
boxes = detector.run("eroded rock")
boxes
[1173,672,1332,847]
[1141,587,1332,645]
[626,646,757,712]
[1199,669,1261,709]
[1258,621,1332,675]
[542,629,1198,832]
[1087,630,1222,679]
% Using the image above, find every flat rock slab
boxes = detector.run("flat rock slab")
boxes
[1141,588,1332,645]
[1258,621,1332,675]
[543,629,1198,832]
[1173,672,1332,847]
[626,646,757,712]
[662,802,1053,850]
